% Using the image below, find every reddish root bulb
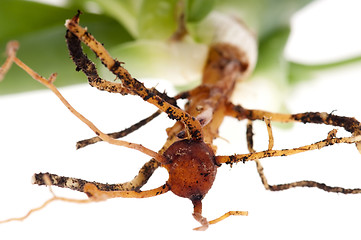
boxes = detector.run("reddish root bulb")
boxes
[163,139,217,201]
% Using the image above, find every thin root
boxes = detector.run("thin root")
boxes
[0,41,19,81]
[2,52,167,164]
[0,174,91,224]
[65,14,203,141]
[192,199,248,231]
[193,211,248,231]
[216,134,361,165]
[76,110,162,149]
[247,119,361,193]
[264,117,274,150]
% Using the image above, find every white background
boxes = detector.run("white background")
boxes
[1,0,361,239]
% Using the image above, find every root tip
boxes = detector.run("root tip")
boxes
[31,174,36,184]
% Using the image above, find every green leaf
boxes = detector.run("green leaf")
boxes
[4,0,358,98]
[0,0,132,95]
[137,0,179,40]
[253,28,291,87]
[0,0,72,39]
[106,39,207,85]
[186,0,215,22]
[86,0,142,37]
[288,56,361,85]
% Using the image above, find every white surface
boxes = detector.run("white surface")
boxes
[2,1,361,239]
[2,71,361,240]
[285,0,361,64]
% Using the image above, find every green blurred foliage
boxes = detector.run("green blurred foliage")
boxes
[214,0,312,40]
[287,56,361,85]
[186,0,215,22]
[0,0,132,94]
[1,0,359,97]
